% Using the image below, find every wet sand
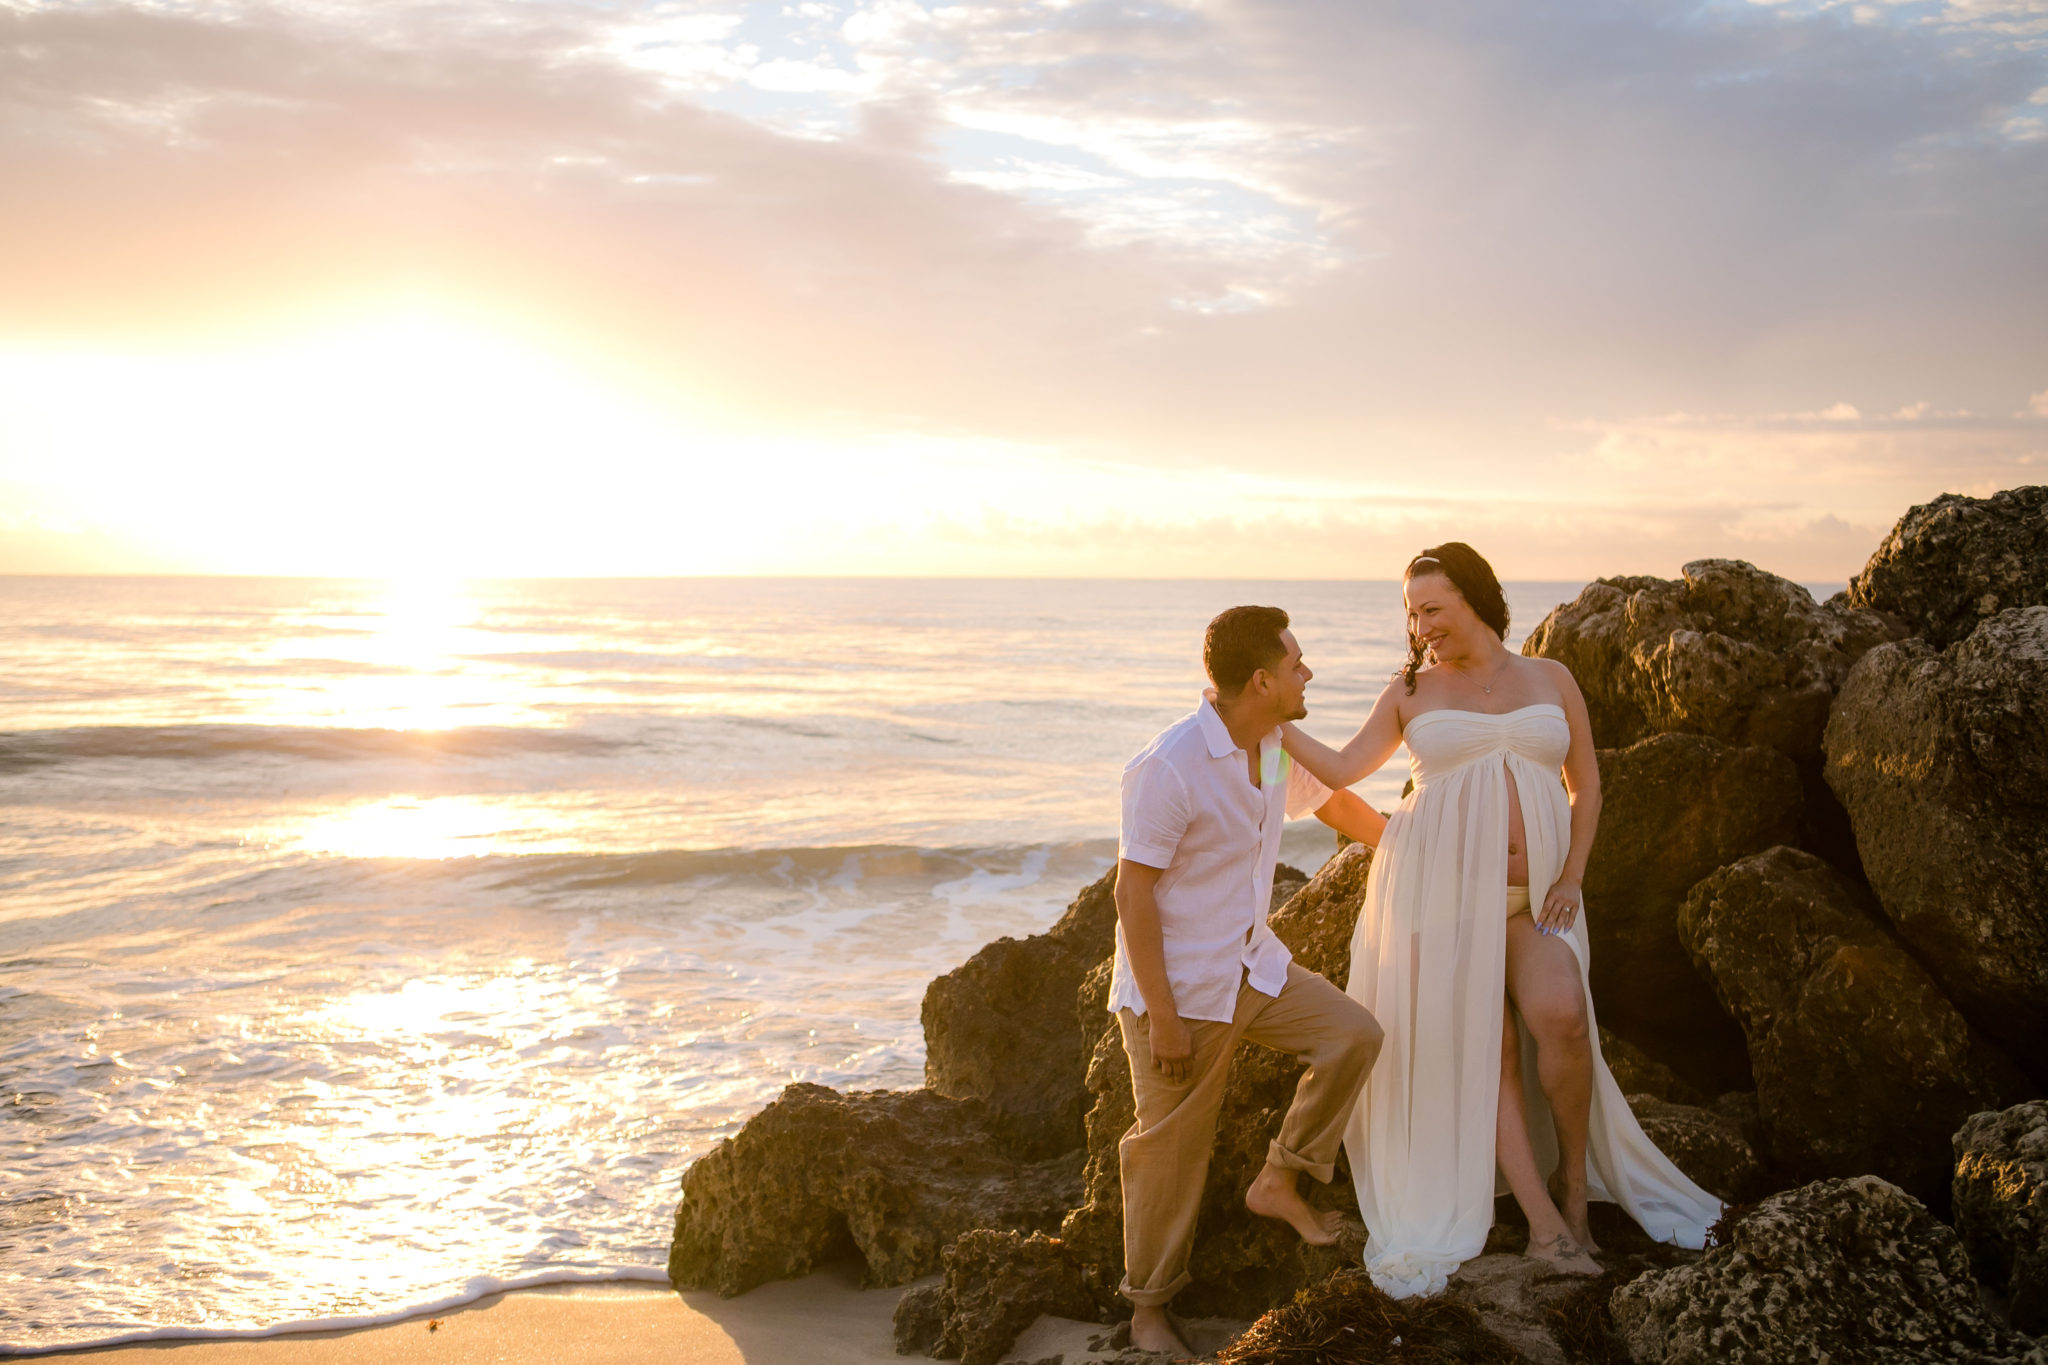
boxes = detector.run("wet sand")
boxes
[39,1265,910,1365]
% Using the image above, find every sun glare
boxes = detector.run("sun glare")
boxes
[289,794,583,859]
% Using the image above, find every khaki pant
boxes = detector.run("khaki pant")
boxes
[1117,961,1382,1307]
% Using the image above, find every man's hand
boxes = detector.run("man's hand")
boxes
[1148,1010,1193,1083]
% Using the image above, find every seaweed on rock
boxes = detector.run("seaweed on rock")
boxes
[1213,1269,1523,1365]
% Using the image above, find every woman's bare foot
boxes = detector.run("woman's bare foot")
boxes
[1129,1305,1192,1356]
[1548,1169,1600,1254]
[1525,1229,1601,1277]
[1244,1163,1343,1246]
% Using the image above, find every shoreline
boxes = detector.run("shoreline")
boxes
[16,1265,916,1365]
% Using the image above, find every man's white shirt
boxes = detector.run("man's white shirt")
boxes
[1111,698,1333,1023]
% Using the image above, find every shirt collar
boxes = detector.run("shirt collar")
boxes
[1197,696,1281,760]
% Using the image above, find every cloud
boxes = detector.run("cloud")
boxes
[0,0,2044,576]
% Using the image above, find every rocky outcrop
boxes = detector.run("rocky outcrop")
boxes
[1600,1028,1704,1106]
[1626,1093,1762,1203]
[1677,847,2036,1205]
[1522,558,1897,761]
[1583,733,1802,1090]
[1440,1257,1602,1365]
[1846,486,2048,647]
[1609,1175,2038,1364]
[1264,843,1372,982]
[1217,1267,1524,1365]
[668,1084,1082,1296]
[1059,845,1375,1319]
[1954,1101,2048,1334]
[921,868,1119,1155]
[1824,606,2048,1083]
[891,1283,946,1356]
[911,1230,1101,1365]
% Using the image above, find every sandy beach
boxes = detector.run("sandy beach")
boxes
[33,1263,1249,1365]
[42,1266,912,1365]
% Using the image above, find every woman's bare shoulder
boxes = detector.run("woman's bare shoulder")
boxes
[1521,654,1587,710]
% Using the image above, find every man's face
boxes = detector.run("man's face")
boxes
[1264,629,1312,722]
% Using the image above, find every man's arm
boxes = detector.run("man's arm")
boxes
[1313,788,1387,847]
[1113,859,1192,1083]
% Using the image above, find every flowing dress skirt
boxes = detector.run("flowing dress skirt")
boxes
[1343,706,1722,1298]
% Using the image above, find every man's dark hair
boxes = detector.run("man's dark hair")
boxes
[1204,605,1291,696]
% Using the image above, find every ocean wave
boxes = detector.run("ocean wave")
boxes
[481,839,1109,892]
[0,1266,672,1357]
[0,724,626,772]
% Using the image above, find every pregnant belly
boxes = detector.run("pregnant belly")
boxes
[1505,761,1529,888]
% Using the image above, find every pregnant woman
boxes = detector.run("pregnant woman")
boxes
[1281,543,1721,1298]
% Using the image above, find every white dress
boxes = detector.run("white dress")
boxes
[1343,703,1722,1298]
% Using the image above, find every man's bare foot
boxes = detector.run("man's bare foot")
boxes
[1525,1229,1601,1277]
[1129,1305,1192,1356]
[1244,1163,1344,1246]
[1548,1169,1600,1254]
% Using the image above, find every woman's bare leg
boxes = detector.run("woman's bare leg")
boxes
[1497,991,1598,1274]
[1505,912,1598,1253]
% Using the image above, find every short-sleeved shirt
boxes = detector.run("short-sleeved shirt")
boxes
[1110,698,1334,1023]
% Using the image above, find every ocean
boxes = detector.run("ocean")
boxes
[0,575,1585,1352]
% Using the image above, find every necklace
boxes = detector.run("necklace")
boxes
[1456,656,1508,694]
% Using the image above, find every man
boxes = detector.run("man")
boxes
[1112,605,1386,1356]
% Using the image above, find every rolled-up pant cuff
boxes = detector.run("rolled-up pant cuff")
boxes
[1266,1138,1335,1185]
[1119,1270,1192,1309]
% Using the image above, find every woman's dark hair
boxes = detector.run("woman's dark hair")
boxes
[1205,604,1291,696]
[1399,542,1509,694]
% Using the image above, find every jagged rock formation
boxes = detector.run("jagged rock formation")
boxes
[1678,847,2035,1205]
[1521,558,1896,761]
[1845,486,2048,647]
[920,868,1119,1155]
[1825,605,2048,1085]
[667,1083,1082,1296]
[1610,1175,2040,1364]
[1262,846,1370,982]
[1954,1101,2048,1334]
[1583,732,1802,1090]
[1217,1267,1525,1365]
[908,1230,1101,1365]
[1599,1028,1704,1106]
[1625,1093,1761,1202]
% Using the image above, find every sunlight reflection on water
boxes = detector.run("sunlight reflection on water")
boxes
[0,577,1588,1349]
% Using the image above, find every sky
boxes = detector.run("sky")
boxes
[1,0,2045,580]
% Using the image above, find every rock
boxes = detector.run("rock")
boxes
[1600,1028,1704,1107]
[922,1230,1100,1365]
[1609,1175,2038,1364]
[1709,1090,1766,1155]
[1954,1100,2048,1334]
[921,868,1119,1156]
[1265,843,1373,983]
[1216,1267,1525,1365]
[1824,606,2048,1082]
[1058,847,1376,1318]
[1846,486,2048,648]
[1270,862,1311,917]
[1583,733,1803,1091]
[893,1282,946,1355]
[1677,848,2036,1206]
[668,1083,1082,1297]
[1442,1255,1605,1365]
[1522,559,1898,761]
[1625,1093,1762,1203]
